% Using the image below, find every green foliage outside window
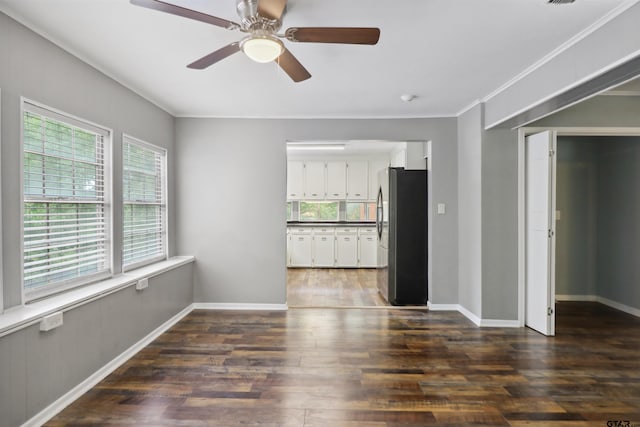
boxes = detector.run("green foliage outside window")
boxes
[299,201,339,221]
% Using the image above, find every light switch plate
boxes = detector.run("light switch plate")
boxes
[437,203,446,215]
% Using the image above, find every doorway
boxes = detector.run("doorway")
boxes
[519,128,640,335]
[285,140,428,308]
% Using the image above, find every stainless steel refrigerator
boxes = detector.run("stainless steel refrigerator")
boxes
[376,167,428,305]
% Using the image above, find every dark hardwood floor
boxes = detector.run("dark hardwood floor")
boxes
[46,302,640,426]
[287,268,388,307]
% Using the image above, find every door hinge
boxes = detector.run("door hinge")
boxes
[549,149,555,156]
[548,229,554,238]
[547,307,554,316]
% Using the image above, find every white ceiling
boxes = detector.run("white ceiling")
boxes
[0,0,635,118]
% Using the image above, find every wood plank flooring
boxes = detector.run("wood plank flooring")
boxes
[287,268,388,307]
[46,302,640,426]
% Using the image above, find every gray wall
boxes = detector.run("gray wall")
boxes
[0,12,177,309]
[555,137,598,297]
[484,2,640,128]
[0,264,193,427]
[457,105,482,316]
[596,137,640,310]
[480,125,518,320]
[175,118,458,305]
[0,13,194,426]
[531,95,640,128]
[457,104,519,321]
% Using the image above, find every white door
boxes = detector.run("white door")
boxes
[305,161,326,199]
[347,161,368,200]
[326,161,346,199]
[313,232,335,267]
[290,232,313,267]
[336,231,358,267]
[358,229,377,267]
[525,131,557,336]
[287,161,305,200]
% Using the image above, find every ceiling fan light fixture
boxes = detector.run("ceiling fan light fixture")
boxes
[241,36,284,63]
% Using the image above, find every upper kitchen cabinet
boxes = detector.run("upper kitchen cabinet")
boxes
[326,161,347,200]
[304,161,326,199]
[347,161,368,200]
[368,160,388,200]
[287,161,305,200]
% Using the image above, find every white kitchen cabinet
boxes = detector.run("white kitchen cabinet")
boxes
[312,228,335,267]
[368,160,388,200]
[287,161,305,200]
[304,161,326,199]
[289,229,313,267]
[347,161,368,200]
[358,228,377,268]
[286,228,291,267]
[326,161,346,200]
[335,228,358,267]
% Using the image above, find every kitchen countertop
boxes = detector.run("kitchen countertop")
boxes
[287,221,375,227]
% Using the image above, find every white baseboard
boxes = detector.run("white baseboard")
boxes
[22,304,194,427]
[193,303,288,311]
[457,304,482,326]
[555,294,640,318]
[596,296,640,318]
[427,302,459,311]
[479,319,520,328]
[555,294,597,302]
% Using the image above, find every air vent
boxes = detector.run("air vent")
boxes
[548,0,575,4]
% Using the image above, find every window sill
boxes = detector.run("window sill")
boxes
[0,256,195,338]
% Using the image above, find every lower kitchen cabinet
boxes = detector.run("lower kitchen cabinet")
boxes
[313,232,335,267]
[287,226,376,268]
[336,229,358,267]
[359,228,377,267]
[289,229,313,267]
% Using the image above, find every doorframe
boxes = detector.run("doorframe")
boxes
[517,126,640,327]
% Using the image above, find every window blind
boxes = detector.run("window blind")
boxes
[23,104,110,300]
[123,136,166,268]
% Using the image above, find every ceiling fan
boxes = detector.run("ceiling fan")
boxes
[130,0,381,82]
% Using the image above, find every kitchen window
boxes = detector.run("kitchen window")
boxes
[122,136,167,270]
[346,202,377,221]
[22,101,111,301]
[299,201,339,222]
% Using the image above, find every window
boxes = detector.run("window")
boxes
[286,201,293,221]
[23,102,111,301]
[122,136,166,270]
[346,202,377,221]
[299,201,339,222]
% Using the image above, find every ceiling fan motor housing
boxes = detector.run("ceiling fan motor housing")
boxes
[236,0,282,33]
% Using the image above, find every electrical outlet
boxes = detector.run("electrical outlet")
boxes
[40,311,63,332]
[136,278,149,291]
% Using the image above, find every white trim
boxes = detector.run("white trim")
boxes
[600,90,640,97]
[193,303,289,311]
[456,100,482,117]
[484,49,640,130]
[482,0,640,105]
[175,113,457,119]
[597,296,640,318]
[555,294,640,318]
[457,304,482,326]
[21,304,194,427]
[0,256,195,338]
[479,319,520,328]
[555,294,597,302]
[517,127,640,329]
[426,302,459,311]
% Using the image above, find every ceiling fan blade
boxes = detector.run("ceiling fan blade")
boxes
[130,0,240,30]
[276,49,311,83]
[285,27,380,45]
[187,42,241,69]
[257,0,287,20]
